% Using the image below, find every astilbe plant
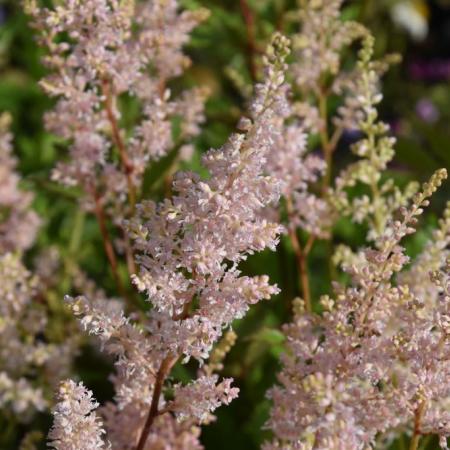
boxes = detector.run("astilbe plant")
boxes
[48,33,291,450]
[330,35,419,245]
[264,9,450,450]
[265,169,449,450]
[267,0,404,312]
[2,1,449,449]
[260,0,368,312]
[24,0,209,296]
[48,380,107,450]
[0,115,78,432]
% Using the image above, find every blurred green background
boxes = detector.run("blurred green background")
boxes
[0,0,449,449]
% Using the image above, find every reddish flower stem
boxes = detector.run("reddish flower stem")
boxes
[409,402,426,450]
[92,189,125,297]
[135,355,179,450]
[287,199,312,312]
[101,79,137,210]
[134,294,197,449]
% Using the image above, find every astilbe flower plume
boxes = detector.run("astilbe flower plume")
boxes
[265,0,379,311]
[331,35,419,244]
[265,16,450,448]
[0,253,46,419]
[24,0,209,301]
[0,231,77,425]
[291,0,366,91]
[290,0,368,147]
[399,201,450,305]
[265,168,449,450]
[57,33,291,450]
[127,33,290,362]
[25,0,208,224]
[48,380,107,450]
[264,103,330,240]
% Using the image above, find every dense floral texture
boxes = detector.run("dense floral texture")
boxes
[0,243,77,423]
[0,113,40,252]
[331,36,418,243]
[0,117,75,425]
[264,14,450,447]
[264,114,330,240]
[291,0,366,91]
[127,34,289,362]
[290,0,368,151]
[265,169,449,450]
[1,1,448,449]
[25,0,208,217]
[57,34,290,450]
[48,380,107,450]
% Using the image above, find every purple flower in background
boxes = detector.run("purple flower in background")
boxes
[416,98,440,123]
[410,59,450,81]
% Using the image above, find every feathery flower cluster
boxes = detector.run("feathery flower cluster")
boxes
[0,118,71,423]
[290,0,368,135]
[265,169,449,450]
[52,33,290,450]
[0,253,46,418]
[331,36,419,242]
[48,380,107,450]
[0,113,40,253]
[0,249,77,422]
[25,0,208,217]
[2,1,447,448]
[279,0,398,243]
[400,201,450,304]
[264,1,375,311]
[0,116,78,428]
[127,33,289,362]
[264,103,331,240]
[291,0,367,91]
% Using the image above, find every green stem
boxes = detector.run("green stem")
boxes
[69,208,85,255]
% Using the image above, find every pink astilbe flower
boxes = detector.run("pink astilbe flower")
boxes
[291,0,367,91]
[171,375,239,423]
[25,0,208,216]
[283,0,401,236]
[0,115,78,425]
[265,169,449,450]
[59,34,290,450]
[0,113,40,253]
[127,34,290,362]
[399,201,450,305]
[265,119,331,239]
[65,295,227,450]
[0,372,46,417]
[65,296,165,449]
[0,252,76,422]
[48,380,108,450]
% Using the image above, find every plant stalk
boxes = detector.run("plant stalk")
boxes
[92,189,126,299]
[409,402,426,450]
[102,78,137,210]
[287,199,312,312]
[135,356,178,450]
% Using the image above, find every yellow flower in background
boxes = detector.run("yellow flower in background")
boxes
[391,0,430,41]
